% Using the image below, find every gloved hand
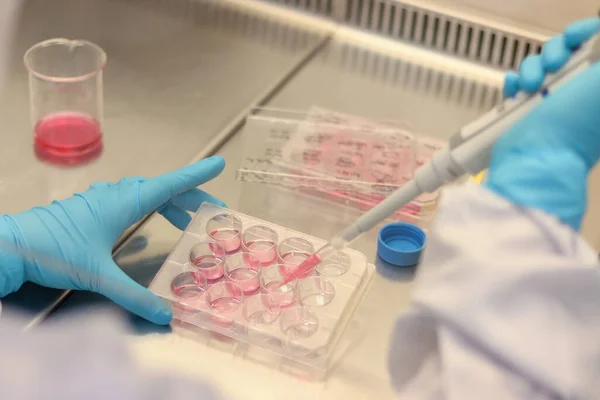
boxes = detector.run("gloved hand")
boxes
[485,17,600,231]
[0,156,226,325]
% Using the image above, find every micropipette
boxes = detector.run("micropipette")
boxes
[280,30,600,285]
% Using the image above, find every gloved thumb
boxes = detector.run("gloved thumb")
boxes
[93,258,173,325]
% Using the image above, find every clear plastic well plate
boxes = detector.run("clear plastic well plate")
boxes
[150,203,375,370]
[237,108,445,220]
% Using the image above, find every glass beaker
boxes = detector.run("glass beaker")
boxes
[24,38,106,165]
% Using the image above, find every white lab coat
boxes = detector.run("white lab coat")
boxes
[0,310,226,400]
[2,183,599,399]
[389,183,600,399]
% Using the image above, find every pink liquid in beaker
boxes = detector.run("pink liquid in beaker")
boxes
[34,112,103,165]
[210,229,241,253]
[245,240,277,266]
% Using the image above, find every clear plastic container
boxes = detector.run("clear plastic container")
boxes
[149,203,375,371]
[189,240,226,283]
[277,237,315,280]
[170,271,208,312]
[224,253,262,296]
[24,38,106,165]
[206,213,243,253]
[206,281,244,326]
[296,277,336,307]
[242,225,278,266]
[237,108,445,222]
[261,266,298,309]
[243,293,281,325]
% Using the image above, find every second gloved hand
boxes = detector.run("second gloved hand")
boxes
[0,156,226,325]
[486,18,600,231]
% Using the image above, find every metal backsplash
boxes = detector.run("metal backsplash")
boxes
[261,0,335,16]
[319,41,502,110]
[260,0,545,70]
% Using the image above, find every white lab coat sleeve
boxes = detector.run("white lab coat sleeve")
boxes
[0,309,226,400]
[389,183,600,400]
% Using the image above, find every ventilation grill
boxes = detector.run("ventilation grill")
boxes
[262,0,334,16]
[260,0,545,70]
[321,43,502,110]
[344,0,543,69]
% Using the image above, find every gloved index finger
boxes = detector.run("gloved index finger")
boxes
[140,156,226,215]
[541,35,570,72]
[518,54,545,93]
[564,17,600,49]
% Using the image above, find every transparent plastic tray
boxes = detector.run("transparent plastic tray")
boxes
[237,108,445,220]
[149,203,375,370]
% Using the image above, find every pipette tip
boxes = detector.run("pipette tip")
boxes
[277,252,323,287]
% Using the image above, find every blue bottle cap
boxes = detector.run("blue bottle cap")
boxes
[377,222,426,267]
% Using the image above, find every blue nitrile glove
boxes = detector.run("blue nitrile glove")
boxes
[485,17,600,231]
[0,156,226,325]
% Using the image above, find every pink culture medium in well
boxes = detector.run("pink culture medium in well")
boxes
[245,240,277,265]
[208,297,242,326]
[227,268,261,296]
[170,272,208,312]
[209,297,242,314]
[191,255,224,283]
[210,229,241,253]
[278,253,323,286]
[279,252,313,280]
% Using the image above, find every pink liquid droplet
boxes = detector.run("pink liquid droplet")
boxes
[34,112,103,165]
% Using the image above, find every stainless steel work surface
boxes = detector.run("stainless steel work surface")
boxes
[0,0,327,321]
[55,32,502,399]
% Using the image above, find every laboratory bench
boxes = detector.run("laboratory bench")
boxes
[1,0,590,399]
